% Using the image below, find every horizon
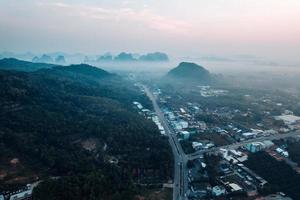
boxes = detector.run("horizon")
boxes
[1,0,300,66]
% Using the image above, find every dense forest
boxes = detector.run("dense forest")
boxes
[287,141,300,165]
[0,59,173,199]
[245,152,300,199]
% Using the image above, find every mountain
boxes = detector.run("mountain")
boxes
[32,54,53,63]
[165,62,211,84]
[114,52,136,61]
[55,55,66,64]
[97,54,113,62]
[0,58,55,72]
[96,52,169,63]
[139,52,169,62]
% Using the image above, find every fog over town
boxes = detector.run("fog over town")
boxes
[1,1,300,200]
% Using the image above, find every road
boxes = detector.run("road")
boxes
[188,131,300,160]
[142,85,188,200]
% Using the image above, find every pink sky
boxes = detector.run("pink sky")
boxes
[0,0,299,63]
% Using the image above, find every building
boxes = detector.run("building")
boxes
[246,142,265,153]
[275,114,300,125]
[212,186,226,196]
[133,101,143,110]
[276,148,289,157]
[263,140,274,148]
[173,120,188,131]
[179,120,188,129]
[228,183,242,192]
[192,142,203,150]
[245,141,274,153]
[242,132,257,139]
[180,131,190,140]
[167,112,175,120]
[180,108,186,114]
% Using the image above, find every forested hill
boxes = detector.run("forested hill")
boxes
[51,64,112,79]
[165,62,212,84]
[0,58,55,72]
[0,62,172,200]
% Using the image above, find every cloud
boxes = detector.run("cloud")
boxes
[37,2,193,35]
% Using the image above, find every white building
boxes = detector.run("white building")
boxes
[228,183,242,192]
[275,114,300,125]
[192,142,203,150]
[180,131,190,140]
[242,132,257,139]
[276,148,289,157]
[180,108,186,114]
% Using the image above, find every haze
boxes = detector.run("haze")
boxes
[1,0,300,65]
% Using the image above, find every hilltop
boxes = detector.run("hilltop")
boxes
[0,58,55,72]
[165,62,212,84]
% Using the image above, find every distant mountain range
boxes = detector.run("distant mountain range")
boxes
[54,55,66,64]
[165,62,212,84]
[32,54,67,64]
[96,52,169,62]
[0,51,169,64]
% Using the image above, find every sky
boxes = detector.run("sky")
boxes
[0,0,300,63]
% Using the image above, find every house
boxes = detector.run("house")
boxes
[245,142,265,153]
[167,112,175,120]
[180,131,190,140]
[275,114,300,125]
[212,186,226,196]
[242,132,257,139]
[141,109,150,113]
[133,101,143,110]
[224,155,238,164]
[180,108,186,114]
[228,183,242,192]
[192,142,203,150]
[276,148,289,157]
[262,140,274,148]
[179,120,188,129]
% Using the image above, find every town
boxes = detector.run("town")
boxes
[132,82,300,200]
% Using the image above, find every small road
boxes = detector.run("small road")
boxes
[142,85,188,200]
[188,131,300,160]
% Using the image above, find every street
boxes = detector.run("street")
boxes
[143,85,188,200]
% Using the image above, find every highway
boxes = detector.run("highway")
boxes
[143,85,188,200]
